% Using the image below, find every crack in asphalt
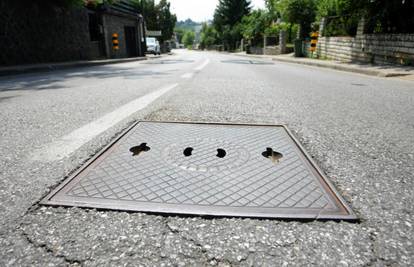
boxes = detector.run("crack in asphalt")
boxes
[20,228,85,266]
[363,229,394,267]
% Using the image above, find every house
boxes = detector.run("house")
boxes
[0,0,145,66]
[88,0,146,59]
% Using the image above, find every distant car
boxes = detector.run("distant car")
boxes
[146,37,160,55]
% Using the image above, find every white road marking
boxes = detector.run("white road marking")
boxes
[181,72,194,79]
[32,83,179,162]
[194,58,210,71]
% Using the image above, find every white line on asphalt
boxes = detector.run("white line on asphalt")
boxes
[181,72,194,79]
[32,83,179,162]
[194,58,210,71]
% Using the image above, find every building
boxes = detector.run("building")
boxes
[89,0,146,59]
[0,0,145,66]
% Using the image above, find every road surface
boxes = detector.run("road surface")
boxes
[0,50,413,266]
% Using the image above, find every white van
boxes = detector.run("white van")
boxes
[146,37,160,55]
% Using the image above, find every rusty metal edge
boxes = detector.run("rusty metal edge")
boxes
[41,120,358,221]
[42,199,357,221]
[40,121,141,205]
[281,126,358,221]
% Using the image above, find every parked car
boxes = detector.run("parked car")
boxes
[146,37,160,55]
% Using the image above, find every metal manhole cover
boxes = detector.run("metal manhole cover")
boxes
[42,122,357,220]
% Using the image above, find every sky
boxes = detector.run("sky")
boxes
[168,0,266,22]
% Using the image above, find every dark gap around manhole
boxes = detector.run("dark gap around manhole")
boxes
[262,147,283,163]
[183,147,193,157]
[130,143,150,156]
[216,148,226,158]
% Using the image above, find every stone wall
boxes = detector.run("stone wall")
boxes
[0,2,101,66]
[248,31,290,56]
[316,19,414,65]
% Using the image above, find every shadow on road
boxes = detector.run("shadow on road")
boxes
[0,65,174,92]
[143,59,195,65]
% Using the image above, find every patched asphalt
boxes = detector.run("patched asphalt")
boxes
[1,50,413,266]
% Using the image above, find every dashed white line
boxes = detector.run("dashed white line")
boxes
[32,83,179,162]
[181,72,194,79]
[194,58,210,71]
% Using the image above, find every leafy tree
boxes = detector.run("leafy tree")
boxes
[364,0,414,33]
[200,23,218,49]
[315,0,413,35]
[132,0,176,42]
[265,0,280,21]
[281,0,316,39]
[316,0,364,36]
[213,0,251,50]
[241,10,269,46]
[174,28,185,43]
[156,0,177,42]
[182,31,195,48]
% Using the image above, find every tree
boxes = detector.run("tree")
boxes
[316,0,364,36]
[132,0,158,30]
[241,9,269,46]
[175,28,185,43]
[182,31,195,48]
[200,23,218,49]
[265,0,280,21]
[213,0,252,50]
[132,0,176,42]
[282,0,316,39]
[156,0,177,42]
[364,0,414,33]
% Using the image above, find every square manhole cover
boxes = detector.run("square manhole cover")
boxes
[42,122,356,220]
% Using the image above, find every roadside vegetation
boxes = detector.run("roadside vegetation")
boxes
[193,0,414,51]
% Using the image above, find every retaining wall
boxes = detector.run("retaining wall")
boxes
[317,33,414,65]
[0,2,101,66]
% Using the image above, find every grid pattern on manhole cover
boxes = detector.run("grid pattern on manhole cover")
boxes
[42,122,356,220]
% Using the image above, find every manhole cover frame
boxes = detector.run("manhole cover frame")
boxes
[41,121,357,221]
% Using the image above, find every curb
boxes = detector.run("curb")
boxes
[0,56,155,77]
[233,52,412,78]
[270,57,383,77]
[270,57,413,78]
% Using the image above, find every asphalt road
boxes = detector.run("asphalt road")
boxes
[0,49,413,266]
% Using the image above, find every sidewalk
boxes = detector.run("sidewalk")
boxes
[236,52,414,78]
[0,56,158,77]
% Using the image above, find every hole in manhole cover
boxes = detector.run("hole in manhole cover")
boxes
[41,122,357,221]
[183,147,193,157]
[216,148,226,158]
[130,143,150,156]
[262,147,283,164]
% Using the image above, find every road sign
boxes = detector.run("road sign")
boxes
[310,32,319,52]
[112,33,119,51]
[146,30,162,37]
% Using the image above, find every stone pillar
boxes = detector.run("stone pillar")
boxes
[296,24,301,40]
[316,17,327,58]
[263,36,267,55]
[279,30,287,54]
[319,17,327,37]
[356,17,366,37]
